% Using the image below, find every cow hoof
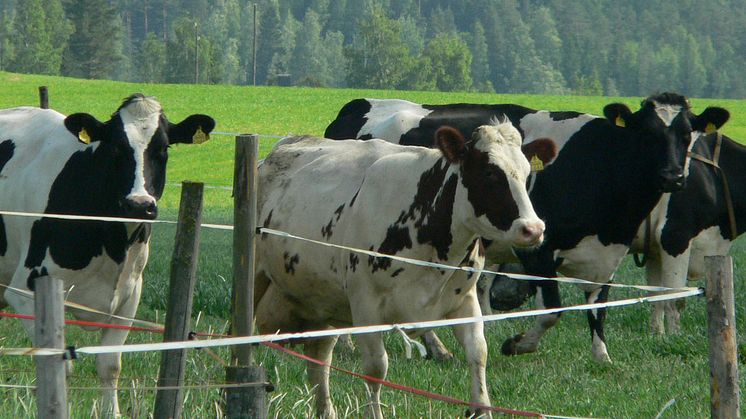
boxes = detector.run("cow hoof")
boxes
[426,350,454,363]
[592,351,612,363]
[501,333,525,356]
[465,408,490,418]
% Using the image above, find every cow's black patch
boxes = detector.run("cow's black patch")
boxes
[548,111,584,121]
[416,173,458,260]
[393,160,455,259]
[24,147,134,271]
[461,147,518,231]
[321,204,346,239]
[128,223,151,245]
[349,187,361,208]
[371,225,412,272]
[261,210,274,239]
[283,252,300,274]
[0,140,13,255]
[324,98,372,139]
[0,139,15,172]
[0,216,6,257]
[321,220,334,239]
[26,267,49,291]
[348,252,359,272]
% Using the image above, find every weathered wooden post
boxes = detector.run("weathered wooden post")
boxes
[35,276,68,419]
[39,86,49,109]
[225,134,267,418]
[153,182,204,419]
[705,255,741,419]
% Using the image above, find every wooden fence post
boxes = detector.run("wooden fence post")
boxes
[35,276,68,419]
[705,255,741,419]
[153,182,204,419]
[39,86,49,109]
[225,134,267,418]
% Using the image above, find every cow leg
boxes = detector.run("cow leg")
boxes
[501,281,560,356]
[5,268,36,337]
[305,336,339,419]
[450,292,491,418]
[94,275,143,418]
[645,254,667,335]
[356,332,387,419]
[585,285,611,363]
[421,330,454,362]
[660,250,691,335]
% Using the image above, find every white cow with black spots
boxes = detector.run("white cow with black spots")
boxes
[254,122,556,418]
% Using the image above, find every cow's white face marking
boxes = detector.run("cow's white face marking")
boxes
[654,102,683,126]
[119,97,162,200]
[475,121,529,182]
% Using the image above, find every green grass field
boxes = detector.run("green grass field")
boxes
[0,71,744,417]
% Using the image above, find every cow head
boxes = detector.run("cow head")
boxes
[435,121,556,249]
[603,92,729,192]
[63,94,215,219]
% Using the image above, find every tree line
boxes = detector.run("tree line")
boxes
[1,0,745,98]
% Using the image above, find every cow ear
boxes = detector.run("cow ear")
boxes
[603,103,633,128]
[521,138,557,172]
[64,113,104,144]
[167,114,216,144]
[435,126,466,163]
[692,107,730,133]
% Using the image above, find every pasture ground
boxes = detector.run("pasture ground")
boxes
[0,72,744,417]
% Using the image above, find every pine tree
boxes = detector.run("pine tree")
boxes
[422,32,473,92]
[344,6,414,89]
[9,0,59,74]
[62,0,124,79]
[139,32,166,82]
[255,0,282,84]
[469,21,492,92]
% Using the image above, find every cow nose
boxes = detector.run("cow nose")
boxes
[660,173,685,192]
[124,196,158,219]
[515,220,545,247]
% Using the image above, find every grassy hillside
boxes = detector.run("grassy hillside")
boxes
[0,72,743,417]
[3,70,746,214]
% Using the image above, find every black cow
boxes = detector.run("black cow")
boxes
[631,129,743,334]
[0,94,215,416]
[325,95,729,362]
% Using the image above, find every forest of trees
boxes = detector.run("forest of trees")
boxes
[2,0,746,98]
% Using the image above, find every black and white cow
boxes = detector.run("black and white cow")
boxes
[255,122,556,418]
[631,128,744,335]
[0,94,215,416]
[325,95,729,362]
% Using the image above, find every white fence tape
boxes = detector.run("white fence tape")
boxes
[259,227,702,294]
[0,209,695,293]
[0,288,701,357]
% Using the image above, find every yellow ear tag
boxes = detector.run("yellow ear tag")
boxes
[192,126,209,144]
[78,128,91,144]
[615,116,626,128]
[705,122,717,134]
[530,155,544,172]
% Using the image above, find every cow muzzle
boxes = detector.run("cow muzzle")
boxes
[512,218,545,248]
[121,195,158,220]
[659,172,686,192]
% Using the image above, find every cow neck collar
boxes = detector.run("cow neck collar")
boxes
[687,132,737,240]
[634,132,735,267]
